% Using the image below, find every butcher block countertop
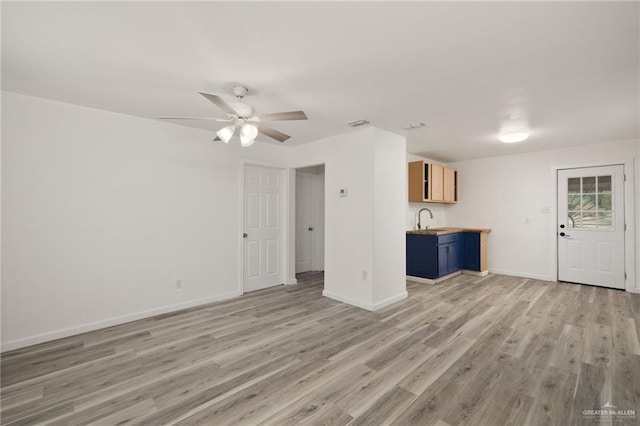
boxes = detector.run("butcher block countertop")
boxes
[406,227,492,236]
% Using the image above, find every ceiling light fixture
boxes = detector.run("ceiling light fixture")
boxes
[499,131,529,143]
[216,125,236,144]
[499,111,530,143]
[241,123,258,140]
[215,122,259,146]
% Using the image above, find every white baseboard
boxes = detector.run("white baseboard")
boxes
[1,291,243,352]
[407,269,488,285]
[322,290,407,311]
[406,272,459,284]
[462,270,489,277]
[488,269,554,282]
[285,278,298,285]
[371,291,408,310]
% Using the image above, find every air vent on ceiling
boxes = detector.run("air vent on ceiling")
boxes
[403,122,427,130]
[347,119,370,128]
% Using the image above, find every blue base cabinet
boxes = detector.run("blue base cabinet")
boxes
[407,232,483,279]
[406,234,439,278]
[462,232,481,271]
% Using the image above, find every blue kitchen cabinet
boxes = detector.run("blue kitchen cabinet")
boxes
[462,232,481,271]
[407,233,463,279]
[406,234,438,278]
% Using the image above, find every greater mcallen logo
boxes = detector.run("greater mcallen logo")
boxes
[583,402,636,420]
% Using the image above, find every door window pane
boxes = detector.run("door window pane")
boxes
[566,174,614,230]
[597,211,613,228]
[582,212,597,228]
[567,212,581,228]
[597,176,611,193]
[568,195,581,210]
[582,177,596,193]
[581,194,597,211]
[598,194,612,211]
[568,178,581,194]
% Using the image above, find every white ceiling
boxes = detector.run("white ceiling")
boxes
[2,1,638,162]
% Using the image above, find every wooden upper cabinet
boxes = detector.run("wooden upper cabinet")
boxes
[430,163,444,201]
[408,160,457,204]
[443,167,457,203]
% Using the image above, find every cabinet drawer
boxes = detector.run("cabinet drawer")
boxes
[437,233,460,245]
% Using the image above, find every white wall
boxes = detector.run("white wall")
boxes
[373,129,408,304]
[446,139,638,289]
[1,92,288,350]
[289,127,407,309]
[290,129,375,306]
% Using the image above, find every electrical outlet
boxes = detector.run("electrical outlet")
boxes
[361,270,368,280]
[175,279,183,290]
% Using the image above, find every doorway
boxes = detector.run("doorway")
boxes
[295,165,325,275]
[243,164,285,292]
[557,165,625,289]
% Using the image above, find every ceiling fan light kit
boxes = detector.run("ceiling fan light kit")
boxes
[216,124,236,144]
[160,85,308,147]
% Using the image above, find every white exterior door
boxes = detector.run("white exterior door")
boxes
[295,174,313,273]
[243,165,282,292]
[557,165,625,289]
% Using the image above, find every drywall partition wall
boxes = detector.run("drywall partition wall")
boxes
[289,127,407,310]
[1,92,288,350]
[446,139,638,287]
[372,129,407,306]
[290,128,375,307]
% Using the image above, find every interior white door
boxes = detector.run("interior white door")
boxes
[557,165,625,289]
[243,165,282,292]
[295,173,313,273]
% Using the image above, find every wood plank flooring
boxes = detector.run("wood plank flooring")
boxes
[2,272,640,425]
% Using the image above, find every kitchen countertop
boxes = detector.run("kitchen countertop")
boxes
[406,227,492,236]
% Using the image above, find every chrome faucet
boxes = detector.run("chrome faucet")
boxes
[417,208,434,230]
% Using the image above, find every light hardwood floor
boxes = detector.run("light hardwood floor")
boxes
[2,272,640,425]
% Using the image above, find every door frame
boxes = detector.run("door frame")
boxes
[294,170,325,274]
[288,163,327,286]
[239,160,292,294]
[550,159,636,292]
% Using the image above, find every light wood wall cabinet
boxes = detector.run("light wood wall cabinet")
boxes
[408,160,457,204]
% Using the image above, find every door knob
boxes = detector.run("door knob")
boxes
[559,232,570,237]
[243,233,248,238]
[560,224,565,229]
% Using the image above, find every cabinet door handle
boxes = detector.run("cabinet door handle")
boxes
[308,227,314,231]
[243,233,248,238]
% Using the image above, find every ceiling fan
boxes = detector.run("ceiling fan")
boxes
[159,85,308,147]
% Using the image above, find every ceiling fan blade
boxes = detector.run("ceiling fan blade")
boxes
[257,111,308,122]
[158,116,231,121]
[199,92,237,115]
[259,125,291,143]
